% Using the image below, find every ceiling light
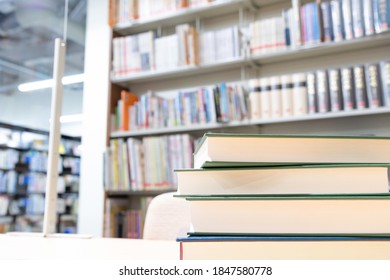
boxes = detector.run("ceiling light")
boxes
[18,73,85,92]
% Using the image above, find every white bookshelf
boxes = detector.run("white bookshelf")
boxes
[103,0,390,238]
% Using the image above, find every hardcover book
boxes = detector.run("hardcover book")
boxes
[183,195,390,235]
[193,133,390,168]
[178,235,390,260]
[176,164,390,196]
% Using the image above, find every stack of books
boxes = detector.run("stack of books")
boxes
[175,132,390,259]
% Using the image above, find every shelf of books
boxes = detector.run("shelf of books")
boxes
[105,0,390,239]
[0,123,81,234]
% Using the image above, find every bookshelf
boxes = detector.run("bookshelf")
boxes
[0,122,81,234]
[104,0,390,238]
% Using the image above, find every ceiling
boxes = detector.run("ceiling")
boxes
[0,0,86,94]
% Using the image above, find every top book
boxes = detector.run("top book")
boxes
[193,133,390,168]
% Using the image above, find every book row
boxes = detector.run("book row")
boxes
[113,82,248,132]
[0,127,81,155]
[0,171,79,194]
[109,0,215,26]
[0,214,77,234]
[105,134,194,191]
[111,0,390,78]
[249,61,390,119]
[112,60,390,132]
[0,194,78,217]
[112,24,240,76]
[277,0,390,52]
[176,133,390,259]
[104,197,152,238]
[0,148,81,174]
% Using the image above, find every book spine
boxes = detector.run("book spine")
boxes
[316,70,330,113]
[306,72,318,114]
[259,77,271,119]
[341,0,354,39]
[351,0,365,38]
[282,9,291,47]
[341,67,355,110]
[213,86,222,122]
[292,73,308,116]
[381,61,390,106]
[292,0,303,46]
[365,63,383,108]
[363,0,375,36]
[330,0,344,41]
[270,76,282,118]
[354,65,368,109]
[320,1,334,42]
[281,74,293,117]
[373,0,390,33]
[328,68,342,112]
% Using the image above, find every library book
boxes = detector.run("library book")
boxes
[176,164,390,195]
[178,235,390,260]
[193,133,390,168]
[183,195,390,235]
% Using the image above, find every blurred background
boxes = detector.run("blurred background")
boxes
[0,0,86,136]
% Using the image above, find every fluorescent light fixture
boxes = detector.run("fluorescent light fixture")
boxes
[18,73,85,92]
[60,114,84,123]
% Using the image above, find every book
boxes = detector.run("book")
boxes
[259,77,271,119]
[381,60,390,106]
[354,65,368,109]
[183,195,390,235]
[316,70,330,113]
[320,1,334,42]
[248,78,261,119]
[341,67,356,110]
[341,0,354,40]
[178,235,390,260]
[306,72,318,114]
[351,0,365,38]
[193,133,390,168]
[328,68,342,111]
[365,63,383,108]
[373,0,390,33]
[330,0,344,42]
[176,164,390,196]
[291,73,307,116]
[120,90,139,131]
[280,75,293,117]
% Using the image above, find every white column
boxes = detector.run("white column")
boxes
[78,0,111,236]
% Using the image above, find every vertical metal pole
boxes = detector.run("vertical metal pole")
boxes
[43,38,66,236]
